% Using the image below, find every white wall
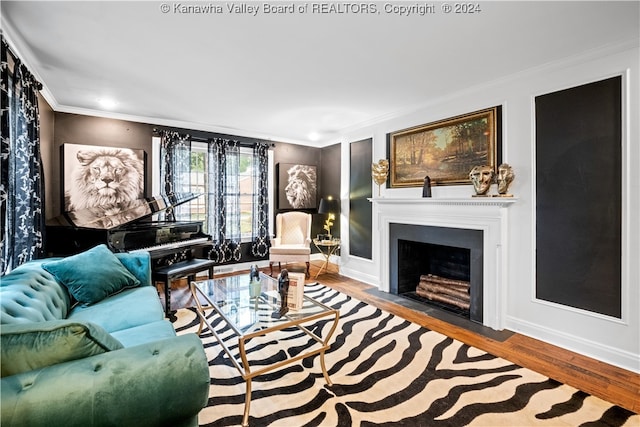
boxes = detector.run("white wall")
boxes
[335,41,640,373]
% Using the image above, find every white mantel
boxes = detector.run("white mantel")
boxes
[370,197,516,330]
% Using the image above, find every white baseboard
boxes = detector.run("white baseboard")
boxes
[506,315,640,374]
[339,267,379,287]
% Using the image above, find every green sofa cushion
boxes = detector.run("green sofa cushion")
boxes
[68,286,164,333]
[42,244,140,305]
[0,320,123,377]
[110,319,176,347]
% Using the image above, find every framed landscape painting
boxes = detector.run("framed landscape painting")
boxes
[388,107,500,187]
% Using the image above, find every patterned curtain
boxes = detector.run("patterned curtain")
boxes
[207,138,241,263]
[251,142,270,257]
[159,130,191,221]
[1,39,45,274]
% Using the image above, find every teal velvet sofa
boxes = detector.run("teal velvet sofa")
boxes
[0,245,210,427]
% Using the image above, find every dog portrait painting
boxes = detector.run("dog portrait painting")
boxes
[278,163,317,209]
[62,143,146,220]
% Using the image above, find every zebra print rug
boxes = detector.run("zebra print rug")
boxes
[173,283,638,426]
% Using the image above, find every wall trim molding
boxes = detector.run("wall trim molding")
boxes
[506,315,640,374]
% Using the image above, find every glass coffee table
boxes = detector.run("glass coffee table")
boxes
[190,272,340,427]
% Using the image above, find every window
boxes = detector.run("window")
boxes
[187,144,206,224]
[165,141,273,243]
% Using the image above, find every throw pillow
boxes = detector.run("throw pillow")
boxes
[0,320,123,377]
[42,244,140,305]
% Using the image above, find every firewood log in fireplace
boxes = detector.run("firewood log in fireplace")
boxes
[417,281,470,301]
[416,274,471,310]
[415,289,471,310]
[420,274,470,291]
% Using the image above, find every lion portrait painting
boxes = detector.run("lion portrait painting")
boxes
[279,163,317,209]
[63,145,145,215]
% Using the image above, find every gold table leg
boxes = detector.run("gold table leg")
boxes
[319,350,332,386]
[314,253,330,279]
[242,378,252,427]
[314,243,339,279]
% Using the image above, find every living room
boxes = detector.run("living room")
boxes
[1,1,639,425]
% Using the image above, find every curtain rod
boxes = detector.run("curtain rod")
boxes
[152,127,275,148]
[2,41,18,62]
[2,36,44,90]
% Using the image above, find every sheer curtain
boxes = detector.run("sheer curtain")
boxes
[1,38,45,274]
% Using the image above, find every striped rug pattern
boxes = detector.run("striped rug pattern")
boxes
[173,283,638,426]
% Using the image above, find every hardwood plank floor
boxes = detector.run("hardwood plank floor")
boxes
[163,260,640,414]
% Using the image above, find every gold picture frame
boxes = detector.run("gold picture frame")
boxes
[389,107,500,187]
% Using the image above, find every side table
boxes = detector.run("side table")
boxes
[312,238,340,278]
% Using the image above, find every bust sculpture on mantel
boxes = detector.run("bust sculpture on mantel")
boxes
[468,163,515,198]
[495,163,515,197]
[367,162,516,204]
[469,165,494,197]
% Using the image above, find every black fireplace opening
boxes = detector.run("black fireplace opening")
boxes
[390,223,483,323]
[398,240,471,317]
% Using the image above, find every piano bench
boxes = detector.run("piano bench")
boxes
[152,259,217,318]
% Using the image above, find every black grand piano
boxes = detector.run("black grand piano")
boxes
[46,193,215,316]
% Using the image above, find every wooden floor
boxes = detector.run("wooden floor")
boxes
[165,260,640,414]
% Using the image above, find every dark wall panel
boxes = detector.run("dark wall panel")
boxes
[52,113,154,217]
[349,138,372,259]
[535,76,622,317]
[320,143,342,239]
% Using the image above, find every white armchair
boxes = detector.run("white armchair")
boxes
[269,211,312,278]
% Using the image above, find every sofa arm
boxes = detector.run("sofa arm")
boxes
[1,334,210,427]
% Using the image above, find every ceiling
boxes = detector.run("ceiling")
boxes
[2,1,638,146]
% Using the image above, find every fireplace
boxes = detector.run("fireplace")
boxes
[371,197,515,330]
[390,223,483,323]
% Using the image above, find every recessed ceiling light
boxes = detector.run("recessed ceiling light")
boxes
[308,132,320,142]
[97,97,118,109]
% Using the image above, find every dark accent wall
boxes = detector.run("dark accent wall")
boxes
[349,138,373,259]
[272,142,323,248]
[45,112,334,263]
[38,95,55,220]
[535,76,622,318]
[272,142,341,253]
[51,113,155,216]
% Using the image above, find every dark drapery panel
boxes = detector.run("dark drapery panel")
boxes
[1,38,45,274]
[207,138,241,263]
[251,142,270,257]
[159,130,191,221]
